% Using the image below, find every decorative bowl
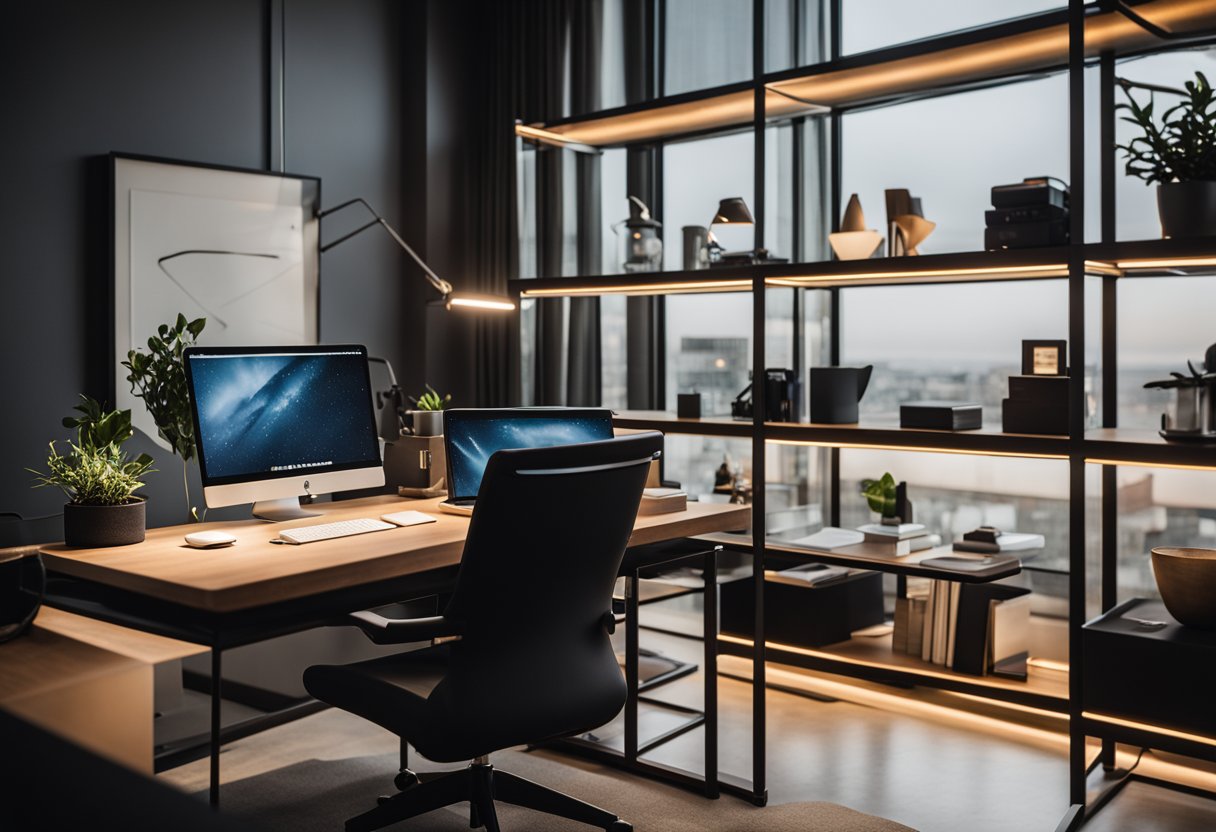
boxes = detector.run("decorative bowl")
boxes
[1151,547,1216,629]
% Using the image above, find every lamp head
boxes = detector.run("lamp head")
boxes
[711,197,755,226]
[442,291,516,312]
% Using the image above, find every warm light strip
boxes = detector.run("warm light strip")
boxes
[764,263,1068,286]
[1085,711,1216,748]
[943,689,1067,721]
[514,124,597,153]
[519,279,753,298]
[1086,457,1216,472]
[768,437,1068,461]
[719,633,1061,693]
[1113,256,1216,271]
[1026,656,1070,674]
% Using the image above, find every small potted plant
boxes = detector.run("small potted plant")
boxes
[861,472,913,526]
[408,385,451,437]
[123,314,206,520]
[29,396,154,547]
[1117,71,1216,238]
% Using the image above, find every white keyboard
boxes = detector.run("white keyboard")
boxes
[277,518,396,545]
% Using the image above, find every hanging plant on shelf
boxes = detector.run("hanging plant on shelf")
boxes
[1116,71,1216,239]
[122,313,207,521]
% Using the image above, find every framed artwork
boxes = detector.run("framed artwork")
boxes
[111,153,321,444]
[1021,339,1067,376]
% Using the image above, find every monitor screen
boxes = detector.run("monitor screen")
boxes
[184,345,381,487]
[443,409,615,500]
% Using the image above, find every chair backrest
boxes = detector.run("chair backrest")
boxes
[429,432,662,748]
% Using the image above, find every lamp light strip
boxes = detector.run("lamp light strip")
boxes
[1112,257,1216,270]
[1085,457,1216,472]
[1084,711,1216,748]
[519,279,753,298]
[765,263,1069,285]
[447,297,516,311]
[767,437,1068,461]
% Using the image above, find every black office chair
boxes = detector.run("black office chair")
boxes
[304,432,663,832]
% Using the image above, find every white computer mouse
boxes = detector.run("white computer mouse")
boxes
[184,530,238,549]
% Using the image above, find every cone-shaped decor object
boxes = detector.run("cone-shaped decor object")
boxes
[841,193,867,232]
[893,214,936,255]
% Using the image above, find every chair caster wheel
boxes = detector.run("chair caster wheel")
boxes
[609,822,633,831]
[395,769,419,790]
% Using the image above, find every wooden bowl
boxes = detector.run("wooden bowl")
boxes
[1151,547,1216,629]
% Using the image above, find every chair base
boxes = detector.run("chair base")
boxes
[347,761,632,832]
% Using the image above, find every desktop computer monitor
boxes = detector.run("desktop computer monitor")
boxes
[442,408,616,504]
[183,344,385,520]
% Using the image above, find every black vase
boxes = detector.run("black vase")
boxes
[63,499,146,547]
[1157,181,1216,239]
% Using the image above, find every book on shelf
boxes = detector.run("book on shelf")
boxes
[892,578,1031,677]
[952,531,1045,554]
[862,531,940,556]
[856,522,927,540]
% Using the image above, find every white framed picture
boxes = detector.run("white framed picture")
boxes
[112,154,320,445]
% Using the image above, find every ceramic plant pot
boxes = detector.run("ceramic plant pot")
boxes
[63,499,146,547]
[1151,547,1216,629]
[410,410,444,437]
[1157,181,1216,239]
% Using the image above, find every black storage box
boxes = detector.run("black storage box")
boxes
[900,401,982,431]
[720,566,885,648]
[984,220,1069,250]
[1002,398,1068,435]
[676,393,702,419]
[1083,598,1216,737]
[1008,374,1069,405]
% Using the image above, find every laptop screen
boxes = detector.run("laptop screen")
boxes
[443,408,615,501]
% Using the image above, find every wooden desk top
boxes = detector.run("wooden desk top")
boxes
[40,495,750,614]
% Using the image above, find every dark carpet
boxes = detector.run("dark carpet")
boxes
[208,747,916,832]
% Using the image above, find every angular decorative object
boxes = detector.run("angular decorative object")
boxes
[828,194,883,260]
[885,189,934,256]
[1151,548,1216,629]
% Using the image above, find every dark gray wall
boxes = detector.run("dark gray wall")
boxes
[0,0,443,528]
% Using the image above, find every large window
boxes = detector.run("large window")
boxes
[842,0,1062,56]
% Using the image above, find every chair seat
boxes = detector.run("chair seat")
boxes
[304,644,449,752]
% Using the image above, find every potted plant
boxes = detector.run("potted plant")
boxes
[860,472,913,526]
[123,314,206,520]
[408,384,451,437]
[1117,71,1216,238]
[29,396,154,547]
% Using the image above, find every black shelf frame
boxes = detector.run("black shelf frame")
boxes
[509,0,1216,823]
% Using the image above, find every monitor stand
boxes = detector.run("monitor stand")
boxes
[252,498,321,522]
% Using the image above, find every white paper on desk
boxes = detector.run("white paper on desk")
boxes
[786,527,865,551]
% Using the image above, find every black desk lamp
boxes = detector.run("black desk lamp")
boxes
[707,196,755,261]
[317,198,515,312]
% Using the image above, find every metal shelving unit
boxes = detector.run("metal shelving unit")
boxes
[509,0,1216,825]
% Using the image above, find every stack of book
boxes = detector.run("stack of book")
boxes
[856,523,939,556]
[892,578,1031,676]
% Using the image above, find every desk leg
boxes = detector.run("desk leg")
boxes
[703,549,719,799]
[624,572,640,763]
[210,648,222,807]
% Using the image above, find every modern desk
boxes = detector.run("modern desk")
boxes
[38,494,751,805]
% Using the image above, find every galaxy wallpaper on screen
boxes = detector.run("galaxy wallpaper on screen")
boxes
[189,351,378,481]
[448,415,613,498]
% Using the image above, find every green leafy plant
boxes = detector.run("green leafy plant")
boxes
[122,313,205,518]
[1117,71,1216,185]
[409,384,451,411]
[860,472,898,518]
[28,396,154,506]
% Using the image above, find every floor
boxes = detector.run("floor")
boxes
[160,605,1216,832]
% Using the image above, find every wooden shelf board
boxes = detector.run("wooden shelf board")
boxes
[719,630,1069,710]
[1086,237,1216,277]
[696,531,1024,583]
[1085,428,1216,470]
[766,420,1070,459]
[613,411,752,438]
